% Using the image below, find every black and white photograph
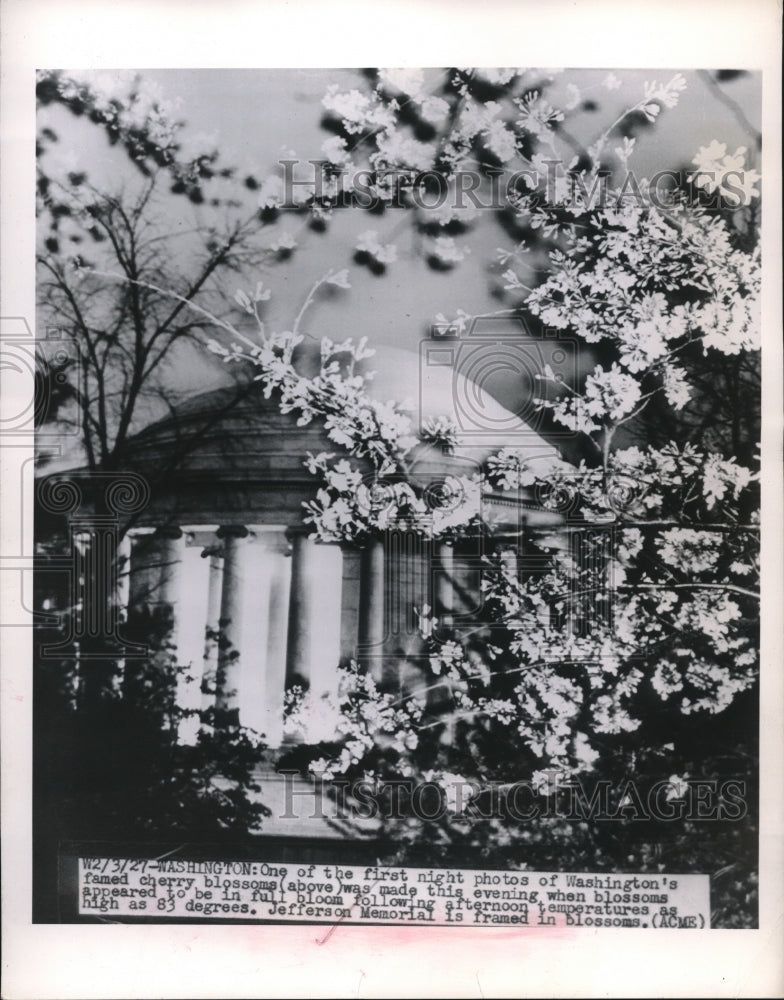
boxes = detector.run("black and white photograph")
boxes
[2,2,782,998]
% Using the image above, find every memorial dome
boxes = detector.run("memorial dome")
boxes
[123,342,565,528]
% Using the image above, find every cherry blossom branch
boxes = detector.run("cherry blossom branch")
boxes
[292,273,333,336]
[618,582,758,600]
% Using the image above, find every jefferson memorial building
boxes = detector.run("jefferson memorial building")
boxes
[36,343,568,751]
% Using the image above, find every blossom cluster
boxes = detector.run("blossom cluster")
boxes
[36,70,229,215]
[296,70,698,265]
[189,70,762,817]
[284,662,425,780]
[281,426,758,801]
[520,195,760,439]
[205,257,758,800]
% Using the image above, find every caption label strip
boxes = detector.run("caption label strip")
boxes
[78,857,709,928]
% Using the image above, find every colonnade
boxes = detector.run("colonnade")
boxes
[122,524,427,746]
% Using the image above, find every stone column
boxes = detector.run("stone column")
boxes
[286,528,343,739]
[215,525,249,721]
[172,533,214,744]
[256,529,291,747]
[123,526,185,721]
[126,526,155,611]
[157,527,187,646]
[386,525,432,657]
[357,539,385,682]
[201,544,225,710]
[114,532,132,625]
[286,528,316,691]
[127,525,185,641]
[122,526,154,700]
[112,530,146,707]
[59,517,136,706]
[310,540,343,700]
